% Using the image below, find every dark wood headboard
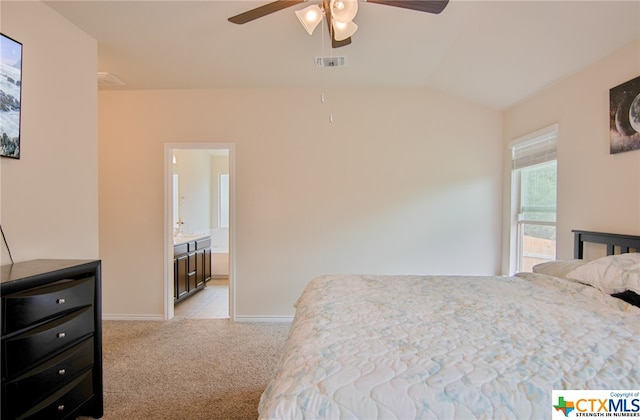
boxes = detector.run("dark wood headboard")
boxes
[573,230,640,259]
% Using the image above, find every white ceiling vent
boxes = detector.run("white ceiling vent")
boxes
[315,56,346,68]
[97,72,126,87]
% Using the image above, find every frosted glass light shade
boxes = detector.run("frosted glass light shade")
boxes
[330,0,358,23]
[332,19,357,41]
[295,5,323,35]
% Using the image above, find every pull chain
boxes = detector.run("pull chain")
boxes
[319,10,332,123]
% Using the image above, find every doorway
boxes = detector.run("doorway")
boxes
[164,143,234,321]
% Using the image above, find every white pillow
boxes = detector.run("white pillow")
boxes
[566,253,640,294]
[532,259,588,279]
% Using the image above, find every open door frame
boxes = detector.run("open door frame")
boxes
[163,143,236,321]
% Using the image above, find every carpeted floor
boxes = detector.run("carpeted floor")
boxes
[91,319,291,420]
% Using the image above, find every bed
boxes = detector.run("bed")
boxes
[258,230,640,419]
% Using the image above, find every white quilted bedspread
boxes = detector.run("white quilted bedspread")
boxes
[258,273,640,419]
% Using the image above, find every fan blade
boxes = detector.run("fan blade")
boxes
[365,0,449,14]
[322,0,352,48]
[228,0,305,24]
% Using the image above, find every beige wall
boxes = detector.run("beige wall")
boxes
[502,39,640,271]
[99,88,503,318]
[0,2,98,264]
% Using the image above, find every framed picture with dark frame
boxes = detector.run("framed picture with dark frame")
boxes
[0,33,22,159]
[610,75,640,155]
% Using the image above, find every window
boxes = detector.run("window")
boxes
[510,125,558,272]
[219,173,229,228]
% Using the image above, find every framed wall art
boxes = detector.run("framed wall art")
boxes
[609,75,640,154]
[0,33,22,159]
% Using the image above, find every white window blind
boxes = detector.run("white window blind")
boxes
[510,124,558,170]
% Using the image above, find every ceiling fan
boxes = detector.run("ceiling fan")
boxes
[228,0,449,48]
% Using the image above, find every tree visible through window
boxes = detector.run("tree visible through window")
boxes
[518,161,557,271]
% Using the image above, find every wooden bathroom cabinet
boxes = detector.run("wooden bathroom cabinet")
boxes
[173,236,212,304]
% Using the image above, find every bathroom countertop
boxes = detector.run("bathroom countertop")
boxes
[173,233,210,245]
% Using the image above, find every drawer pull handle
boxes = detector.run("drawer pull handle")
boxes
[58,368,66,375]
[57,332,66,338]
[57,298,66,304]
[58,404,65,412]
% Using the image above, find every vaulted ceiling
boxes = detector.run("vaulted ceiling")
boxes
[45,0,640,109]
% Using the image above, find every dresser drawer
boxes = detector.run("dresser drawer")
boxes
[196,237,211,249]
[13,369,94,420]
[3,277,94,335]
[173,243,188,256]
[3,307,94,377]
[4,337,94,417]
[0,259,103,420]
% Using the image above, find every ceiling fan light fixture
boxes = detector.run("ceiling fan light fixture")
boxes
[229,0,449,48]
[330,0,358,23]
[295,4,324,35]
[332,19,357,41]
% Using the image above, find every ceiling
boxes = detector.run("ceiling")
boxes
[44,0,640,109]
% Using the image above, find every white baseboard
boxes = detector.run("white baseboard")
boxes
[234,316,294,323]
[102,314,165,321]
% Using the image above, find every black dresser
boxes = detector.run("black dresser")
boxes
[1,259,103,419]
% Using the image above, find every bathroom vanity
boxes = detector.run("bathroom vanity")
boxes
[173,235,212,304]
